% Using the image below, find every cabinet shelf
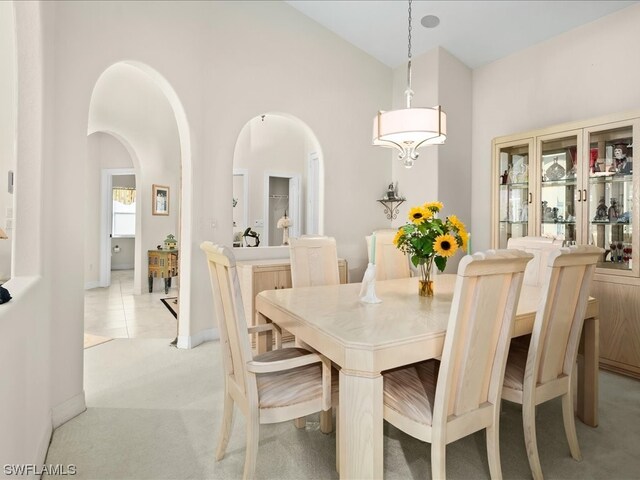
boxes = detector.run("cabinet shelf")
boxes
[541,221,576,225]
[591,221,631,225]
[589,174,632,184]
[541,179,577,187]
[499,182,529,189]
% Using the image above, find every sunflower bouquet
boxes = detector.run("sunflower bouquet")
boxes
[393,201,468,296]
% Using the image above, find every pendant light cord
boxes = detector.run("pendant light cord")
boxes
[405,0,414,109]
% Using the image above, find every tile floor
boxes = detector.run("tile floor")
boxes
[84,270,178,339]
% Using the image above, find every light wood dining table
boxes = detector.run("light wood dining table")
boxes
[255,275,599,480]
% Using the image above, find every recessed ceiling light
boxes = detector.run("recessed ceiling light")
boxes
[421,15,440,28]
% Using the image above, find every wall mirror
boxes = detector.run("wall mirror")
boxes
[232,113,324,248]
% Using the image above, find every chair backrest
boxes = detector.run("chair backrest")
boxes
[200,242,254,400]
[365,229,411,280]
[530,245,602,385]
[433,249,533,424]
[289,236,340,287]
[507,236,564,286]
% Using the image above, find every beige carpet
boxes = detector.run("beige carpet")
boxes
[44,338,640,479]
[83,333,113,349]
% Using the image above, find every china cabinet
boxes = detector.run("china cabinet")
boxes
[492,110,640,378]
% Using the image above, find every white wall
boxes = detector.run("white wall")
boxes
[0,5,392,462]
[85,132,135,286]
[0,0,16,280]
[390,47,473,273]
[472,3,640,252]
[0,1,56,470]
[44,0,391,346]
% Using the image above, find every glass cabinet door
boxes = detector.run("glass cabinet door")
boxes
[585,122,636,274]
[495,140,533,248]
[538,132,581,244]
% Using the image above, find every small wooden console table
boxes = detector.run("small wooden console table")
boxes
[148,249,179,294]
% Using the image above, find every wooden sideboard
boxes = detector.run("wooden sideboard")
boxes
[237,258,348,344]
[148,249,179,294]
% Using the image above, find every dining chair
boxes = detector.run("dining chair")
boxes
[507,236,564,287]
[288,235,340,431]
[365,229,412,280]
[289,235,340,287]
[200,242,333,480]
[501,245,602,480]
[382,249,533,479]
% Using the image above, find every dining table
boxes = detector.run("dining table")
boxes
[254,275,599,480]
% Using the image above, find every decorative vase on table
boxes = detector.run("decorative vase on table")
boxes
[418,258,435,297]
[393,200,468,297]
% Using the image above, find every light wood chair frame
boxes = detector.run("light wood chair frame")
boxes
[365,229,412,280]
[507,236,565,287]
[201,242,332,480]
[289,236,340,288]
[383,249,533,479]
[502,245,602,480]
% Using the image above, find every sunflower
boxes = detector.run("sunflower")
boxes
[408,206,429,224]
[448,214,466,232]
[433,234,459,257]
[423,201,443,213]
[393,229,403,246]
[458,229,468,250]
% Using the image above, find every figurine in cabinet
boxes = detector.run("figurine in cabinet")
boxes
[608,198,619,222]
[595,197,608,221]
[614,144,632,174]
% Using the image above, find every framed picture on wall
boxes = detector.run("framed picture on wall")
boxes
[152,184,170,215]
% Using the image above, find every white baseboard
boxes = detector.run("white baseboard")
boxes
[51,391,86,429]
[177,328,219,349]
[84,280,100,290]
[111,264,134,270]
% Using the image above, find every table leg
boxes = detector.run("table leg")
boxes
[339,369,383,479]
[255,312,273,354]
[164,278,169,294]
[577,315,599,427]
[148,275,153,293]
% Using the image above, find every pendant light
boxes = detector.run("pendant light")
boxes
[372,0,446,168]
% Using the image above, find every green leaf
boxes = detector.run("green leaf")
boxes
[434,256,447,272]
[411,255,420,267]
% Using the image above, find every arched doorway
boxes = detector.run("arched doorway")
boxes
[86,61,193,345]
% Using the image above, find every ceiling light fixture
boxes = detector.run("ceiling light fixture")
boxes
[373,0,446,168]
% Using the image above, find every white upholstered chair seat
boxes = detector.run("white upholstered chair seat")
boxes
[383,361,438,426]
[254,348,325,408]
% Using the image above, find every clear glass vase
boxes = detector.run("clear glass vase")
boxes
[418,258,435,297]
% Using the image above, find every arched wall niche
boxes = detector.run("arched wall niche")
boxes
[231,111,325,258]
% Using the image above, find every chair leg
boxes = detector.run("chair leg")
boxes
[486,422,503,479]
[215,391,235,461]
[243,411,259,480]
[562,391,582,461]
[320,409,333,434]
[522,398,544,480]
[431,439,446,480]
